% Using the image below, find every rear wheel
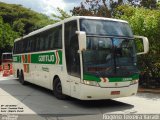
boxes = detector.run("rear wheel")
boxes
[17,70,19,78]
[19,71,26,85]
[53,78,66,100]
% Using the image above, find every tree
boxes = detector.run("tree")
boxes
[141,0,157,9]
[0,2,55,60]
[0,2,55,35]
[127,0,158,9]
[71,0,111,17]
[71,0,127,17]
[115,5,160,79]
[0,17,19,60]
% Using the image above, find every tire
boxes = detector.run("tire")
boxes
[17,70,20,81]
[53,78,66,100]
[19,71,26,85]
[17,70,19,78]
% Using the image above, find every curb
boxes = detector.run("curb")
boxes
[138,88,160,94]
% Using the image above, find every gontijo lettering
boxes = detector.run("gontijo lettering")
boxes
[38,55,55,62]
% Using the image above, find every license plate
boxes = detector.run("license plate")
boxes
[111,91,120,95]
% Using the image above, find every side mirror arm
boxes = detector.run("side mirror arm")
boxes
[134,35,149,55]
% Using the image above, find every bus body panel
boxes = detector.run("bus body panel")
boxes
[78,83,138,100]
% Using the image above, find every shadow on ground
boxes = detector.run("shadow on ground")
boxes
[0,79,134,117]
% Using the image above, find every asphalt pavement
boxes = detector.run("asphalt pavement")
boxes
[0,74,160,120]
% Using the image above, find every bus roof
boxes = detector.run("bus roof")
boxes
[14,16,128,42]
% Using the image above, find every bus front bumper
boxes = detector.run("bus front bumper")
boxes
[77,83,138,100]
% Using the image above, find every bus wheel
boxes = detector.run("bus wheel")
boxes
[53,78,66,100]
[19,71,26,85]
[17,70,19,79]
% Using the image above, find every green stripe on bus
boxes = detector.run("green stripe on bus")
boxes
[83,74,101,82]
[13,50,62,65]
[108,74,139,82]
[12,56,21,63]
[58,50,62,64]
[31,52,56,64]
[83,73,139,82]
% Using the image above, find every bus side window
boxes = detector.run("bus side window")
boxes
[13,43,16,54]
[58,28,62,48]
[27,38,31,53]
[23,39,27,53]
[30,39,34,52]
[20,41,23,53]
[36,37,40,52]
[53,26,62,49]
[44,32,49,50]
[16,41,19,54]
[53,30,59,48]
[49,35,53,50]
[40,34,45,51]
[31,37,36,52]
[20,40,24,53]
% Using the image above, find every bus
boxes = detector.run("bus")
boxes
[12,16,149,100]
[1,52,12,71]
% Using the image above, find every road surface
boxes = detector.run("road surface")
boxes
[0,75,160,120]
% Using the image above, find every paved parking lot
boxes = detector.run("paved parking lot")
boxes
[0,75,160,120]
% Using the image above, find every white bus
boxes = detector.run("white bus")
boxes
[12,16,149,100]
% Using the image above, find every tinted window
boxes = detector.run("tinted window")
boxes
[80,19,133,37]
[40,36,45,51]
[13,25,62,54]
[31,37,36,52]
[65,20,80,77]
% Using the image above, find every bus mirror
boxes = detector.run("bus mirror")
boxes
[134,35,149,55]
[76,31,87,51]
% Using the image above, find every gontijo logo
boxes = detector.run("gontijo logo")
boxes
[38,55,55,62]
[31,50,62,64]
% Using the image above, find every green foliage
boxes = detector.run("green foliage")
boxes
[70,0,129,17]
[0,17,19,48]
[0,2,55,56]
[0,2,55,36]
[71,0,112,17]
[115,5,160,78]
[140,0,157,9]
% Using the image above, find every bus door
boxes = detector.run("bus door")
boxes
[64,21,81,97]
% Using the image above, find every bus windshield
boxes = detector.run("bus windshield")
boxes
[82,37,138,77]
[80,19,133,37]
[80,19,138,77]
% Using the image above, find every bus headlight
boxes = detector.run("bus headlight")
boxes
[83,80,100,87]
[130,80,138,85]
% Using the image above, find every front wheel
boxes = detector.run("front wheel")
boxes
[53,78,66,100]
